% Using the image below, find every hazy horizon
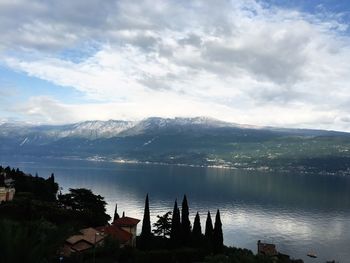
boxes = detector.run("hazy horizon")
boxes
[1,1,350,131]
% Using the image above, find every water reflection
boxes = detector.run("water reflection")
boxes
[1,157,350,263]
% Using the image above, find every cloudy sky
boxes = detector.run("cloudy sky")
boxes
[1,0,350,131]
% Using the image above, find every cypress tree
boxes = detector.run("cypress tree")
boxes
[141,194,152,238]
[205,211,213,250]
[170,199,178,239]
[181,195,191,244]
[177,207,182,245]
[192,212,202,246]
[113,203,120,221]
[170,199,181,246]
[205,211,213,239]
[213,209,223,253]
[46,173,58,201]
[49,173,55,183]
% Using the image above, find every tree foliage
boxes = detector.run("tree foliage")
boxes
[192,212,202,246]
[0,219,69,263]
[58,188,110,226]
[205,211,214,249]
[181,195,191,245]
[153,211,172,238]
[0,166,58,201]
[213,209,223,253]
[170,199,182,247]
[141,194,152,239]
[205,211,213,239]
[113,203,120,221]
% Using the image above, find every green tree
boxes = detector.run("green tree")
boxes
[0,219,68,263]
[213,209,223,253]
[12,171,58,201]
[141,194,152,239]
[181,194,191,245]
[58,188,110,226]
[153,211,172,238]
[192,212,202,246]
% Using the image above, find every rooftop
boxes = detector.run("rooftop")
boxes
[66,227,104,245]
[257,240,278,256]
[113,216,140,227]
[98,225,133,243]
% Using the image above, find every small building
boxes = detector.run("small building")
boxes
[257,240,278,256]
[63,216,140,258]
[62,228,104,257]
[0,187,15,203]
[97,224,133,247]
[111,216,140,247]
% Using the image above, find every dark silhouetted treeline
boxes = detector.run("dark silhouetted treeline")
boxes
[138,194,225,253]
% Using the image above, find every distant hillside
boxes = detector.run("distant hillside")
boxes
[1,117,350,174]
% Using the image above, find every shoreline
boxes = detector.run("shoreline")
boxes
[2,154,350,177]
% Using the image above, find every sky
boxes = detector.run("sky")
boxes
[1,0,350,131]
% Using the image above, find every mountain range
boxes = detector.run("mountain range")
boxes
[1,117,350,174]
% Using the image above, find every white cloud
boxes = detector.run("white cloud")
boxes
[2,0,350,131]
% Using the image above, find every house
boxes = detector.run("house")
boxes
[97,224,133,247]
[63,215,140,257]
[257,240,278,256]
[0,187,15,202]
[62,228,104,257]
[112,216,140,246]
[98,216,140,247]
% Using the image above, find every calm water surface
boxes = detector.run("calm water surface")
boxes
[1,157,350,263]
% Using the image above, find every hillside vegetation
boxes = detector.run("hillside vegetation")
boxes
[1,117,350,174]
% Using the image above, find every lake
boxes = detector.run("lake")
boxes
[1,156,349,263]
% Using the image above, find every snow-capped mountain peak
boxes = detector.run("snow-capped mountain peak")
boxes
[0,117,244,140]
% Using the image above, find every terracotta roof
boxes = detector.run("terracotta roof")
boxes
[258,241,278,256]
[102,225,133,243]
[71,240,93,252]
[66,235,85,245]
[66,228,104,245]
[112,216,140,227]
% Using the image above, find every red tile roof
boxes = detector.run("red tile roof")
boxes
[71,241,93,252]
[66,228,104,245]
[258,241,278,256]
[112,216,140,227]
[102,225,133,243]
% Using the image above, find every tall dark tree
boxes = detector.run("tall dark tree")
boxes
[113,203,120,222]
[48,173,55,184]
[141,194,152,238]
[192,212,202,246]
[153,211,172,238]
[205,211,213,239]
[205,210,213,249]
[170,199,181,246]
[213,209,223,253]
[47,173,57,198]
[181,195,191,244]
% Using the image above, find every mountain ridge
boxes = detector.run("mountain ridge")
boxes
[1,116,350,174]
[0,116,348,140]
